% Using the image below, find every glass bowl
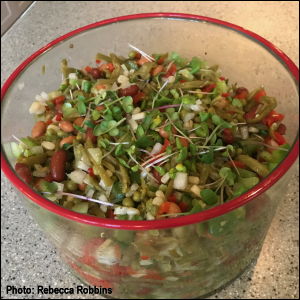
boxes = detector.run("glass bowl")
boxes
[1,13,299,299]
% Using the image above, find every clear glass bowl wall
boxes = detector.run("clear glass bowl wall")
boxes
[1,16,299,299]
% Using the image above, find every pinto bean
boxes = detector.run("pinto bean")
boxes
[32,121,47,138]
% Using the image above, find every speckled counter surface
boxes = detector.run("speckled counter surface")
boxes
[1,1,299,299]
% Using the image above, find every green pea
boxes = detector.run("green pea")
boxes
[140,100,146,111]
[83,81,93,93]
[165,162,171,172]
[133,191,141,202]
[128,51,137,59]
[59,84,68,92]
[150,205,159,217]
[46,100,54,108]
[122,197,134,208]
[105,73,111,79]
[73,198,83,205]
[236,148,243,155]
[111,175,118,182]
[46,128,56,136]
[76,133,84,142]
[180,109,188,121]
[146,199,153,212]
[67,180,78,192]
[57,130,68,138]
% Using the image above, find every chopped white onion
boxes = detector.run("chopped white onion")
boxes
[161,172,171,184]
[183,113,195,123]
[114,207,127,215]
[168,76,176,84]
[150,143,163,155]
[173,172,188,190]
[132,112,145,121]
[54,182,64,199]
[35,94,47,102]
[68,73,78,79]
[128,119,138,133]
[34,164,43,172]
[67,170,87,184]
[47,124,60,132]
[86,189,95,199]
[32,171,47,177]
[41,91,49,100]
[248,126,259,133]
[240,125,249,140]
[41,141,56,151]
[29,102,46,114]
[146,212,155,220]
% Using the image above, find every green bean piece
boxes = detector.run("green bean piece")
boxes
[244,99,258,113]
[197,163,210,185]
[86,174,105,192]
[122,197,135,208]
[95,53,112,63]
[246,86,263,102]
[109,53,121,79]
[97,164,113,187]
[89,205,106,218]
[102,149,119,167]
[236,155,270,178]
[164,179,174,200]
[102,160,116,173]
[130,62,157,80]
[140,177,147,200]
[78,144,92,167]
[73,140,83,168]
[59,84,68,92]
[247,96,277,124]
[16,153,48,167]
[85,137,94,150]
[119,164,130,194]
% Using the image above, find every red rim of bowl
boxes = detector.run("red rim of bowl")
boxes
[1,13,299,230]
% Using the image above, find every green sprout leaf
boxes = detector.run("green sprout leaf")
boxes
[73,124,86,133]
[200,189,218,205]
[118,158,130,168]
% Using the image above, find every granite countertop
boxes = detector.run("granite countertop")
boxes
[1,1,299,299]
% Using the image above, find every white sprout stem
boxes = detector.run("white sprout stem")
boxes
[12,135,29,149]
[224,182,234,196]
[137,148,153,156]
[46,191,113,206]
[128,44,154,61]
[240,141,289,151]
[165,60,175,72]
[179,88,183,97]
[142,79,150,90]
[152,79,169,109]
[76,83,81,90]
[145,152,178,169]
[109,142,130,145]
[129,154,159,183]
[70,89,73,100]
[141,152,166,167]
[228,153,240,175]
[202,177,224,187]
[101,133,129,160]
[253,133,265,141]
[178,100,184,113]
[158,158,170,166]
[187,91,214,95]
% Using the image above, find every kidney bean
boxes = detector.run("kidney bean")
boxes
[32,121,47,138]
[276,124,286,135]
[60,136,77,148]
[50,150,67,182]
[85,127,97,144]
[90,68,101,79]
[118,85,139,98]
[59,120,74,132]
[54,102,64,113]
[15,163,32,184]
[74,117,85,127]
[236,87,249,95]
[78,182,87,191]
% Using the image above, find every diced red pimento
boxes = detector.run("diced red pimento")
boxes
[254,90,267,103]
[202,84,217,93]
[219,77,226,81]
[228,161,245,169]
